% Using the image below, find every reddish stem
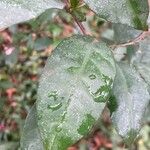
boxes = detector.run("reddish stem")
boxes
[74,17,87,35]
[111,31,150,48]
[64,0,87,35]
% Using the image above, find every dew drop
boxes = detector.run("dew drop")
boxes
[47,102,62,111]
[67,66,79,73]
[55,125,62,133]
[38,114,42,120]
[89,74,96,80]
[48,91,58,101]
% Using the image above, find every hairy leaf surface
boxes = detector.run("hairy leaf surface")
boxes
[20,104,44,150]
[37,35,116,149]
[132,36,150,92]
[0,0,64,29]
[102,23,142,44]
[112,63,150,144]
[84,0,149,30]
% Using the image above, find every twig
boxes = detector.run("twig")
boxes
[148,0,150,8]
[110,31,150,49]
[64,0,87,35]
[147,0,150,30]
[73,17,87,35]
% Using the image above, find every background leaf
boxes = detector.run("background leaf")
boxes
[102,23,142,44]
[33,37,53,51]
[70,0,80,9]
[132,36,150,92]
[37,35,116,149]
[143,103,150,123]
[84,0,149,30]
[111,63,150,145]
[0,142,19,150]
[20,104,44,150]
[0,0,64,29]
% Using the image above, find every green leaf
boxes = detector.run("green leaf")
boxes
[34,37,52,51]
[143,103,150,123]
[70,0,80,9]
[132,36,150,92]
[37,35,116,149]
[4,48,18,66]
[0,0,64,29]
[112,63,150,145]
[20,104,44,150]
[72,9,86,22]
[0,80,13,89]
[84,0,149,30]
[102,23,142,44]
[0,142,19,150]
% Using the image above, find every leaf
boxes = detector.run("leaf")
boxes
[0,81,13,89]
[0,0,65,29]
[132,36,150,92]
[37,35,116,149]
[20,104,44,150]
[102,23,142,44]
[143,103,150,123]
[34,37,52,51]
[70,0,80,9]
[72,9,86,22]
[112,63,150,145]
[4,48,18,66]
[84,0,149,30]
[0,142,19,150]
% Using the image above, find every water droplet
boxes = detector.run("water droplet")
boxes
[48,91,58,101]
[55,125,62,133]
[89,74,96,80]
[47,102,62,111]
[38,114,42,120]
[67,66,79,73]
[60,111,67,122]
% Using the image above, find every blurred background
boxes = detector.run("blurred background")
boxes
[0,5,150,150]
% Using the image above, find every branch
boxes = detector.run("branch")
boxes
[110,31,150,49]
[64,0,88,35]
[73,17,87,35]
[148,0,150,8]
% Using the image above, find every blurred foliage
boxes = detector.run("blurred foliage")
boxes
[0,5,149,150]
[0,8,74,145]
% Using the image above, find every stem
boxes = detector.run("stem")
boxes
[148,0,150,8]
[64,0,87,35]
[111,31,150,48]
[74,17,87,35]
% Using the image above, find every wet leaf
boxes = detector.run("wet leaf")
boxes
[84,0,149,30]
[132,36,150,92]
[37,35,116,149]
[143,103,150,123]
[102,23,142,44]
[0,142,19,150]
[112,63,150,145]
[0,0,64,29]
[20,104,44,150]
